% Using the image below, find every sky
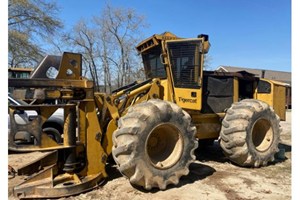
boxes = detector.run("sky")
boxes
[56,0,291,72]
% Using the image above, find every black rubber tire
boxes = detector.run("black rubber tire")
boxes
[220,99,281,167]
[112,99,198,190]
[43,127,62,143]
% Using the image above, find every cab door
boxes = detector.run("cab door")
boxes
[166,39,203,111]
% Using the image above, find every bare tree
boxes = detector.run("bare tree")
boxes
[94,3,147,88]
[203,54,213,70]
[47,3,147,92]
[8,0,62,68]
[99,31,113,93]
[63,20,101,91]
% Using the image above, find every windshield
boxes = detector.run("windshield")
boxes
[142,46,166,79]
[167,40,201,88]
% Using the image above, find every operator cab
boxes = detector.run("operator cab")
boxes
[137,32,210,111]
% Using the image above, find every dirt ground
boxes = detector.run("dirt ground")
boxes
[8,111,292,200]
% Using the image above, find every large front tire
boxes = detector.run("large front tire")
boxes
[112,99,198,190]
[220,99,281,167]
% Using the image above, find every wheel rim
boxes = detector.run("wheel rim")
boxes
[252,118,274,152]
[146,123,184,169]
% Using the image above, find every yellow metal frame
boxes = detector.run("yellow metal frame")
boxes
[255,79,287,120]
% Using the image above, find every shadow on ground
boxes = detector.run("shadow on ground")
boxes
[131,162,216,193]
[279,143,291,152]
[270,142,292,164]
[195,141,229,163]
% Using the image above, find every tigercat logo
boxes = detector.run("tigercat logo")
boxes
[179,97,197,103]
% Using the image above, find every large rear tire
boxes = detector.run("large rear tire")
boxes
[112,99,198,190]
[220,99,281,167]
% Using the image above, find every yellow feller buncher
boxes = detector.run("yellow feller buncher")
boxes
[8,32,286,198]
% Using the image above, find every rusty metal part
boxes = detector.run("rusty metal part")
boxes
[13,164,105,199]
[9,100,108,198]
[17,151,58,175]
[8,104,77,152]
[29,52,82,80]
[13,150,105,199]
[9,53,108,199]
[8,78,93,89]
